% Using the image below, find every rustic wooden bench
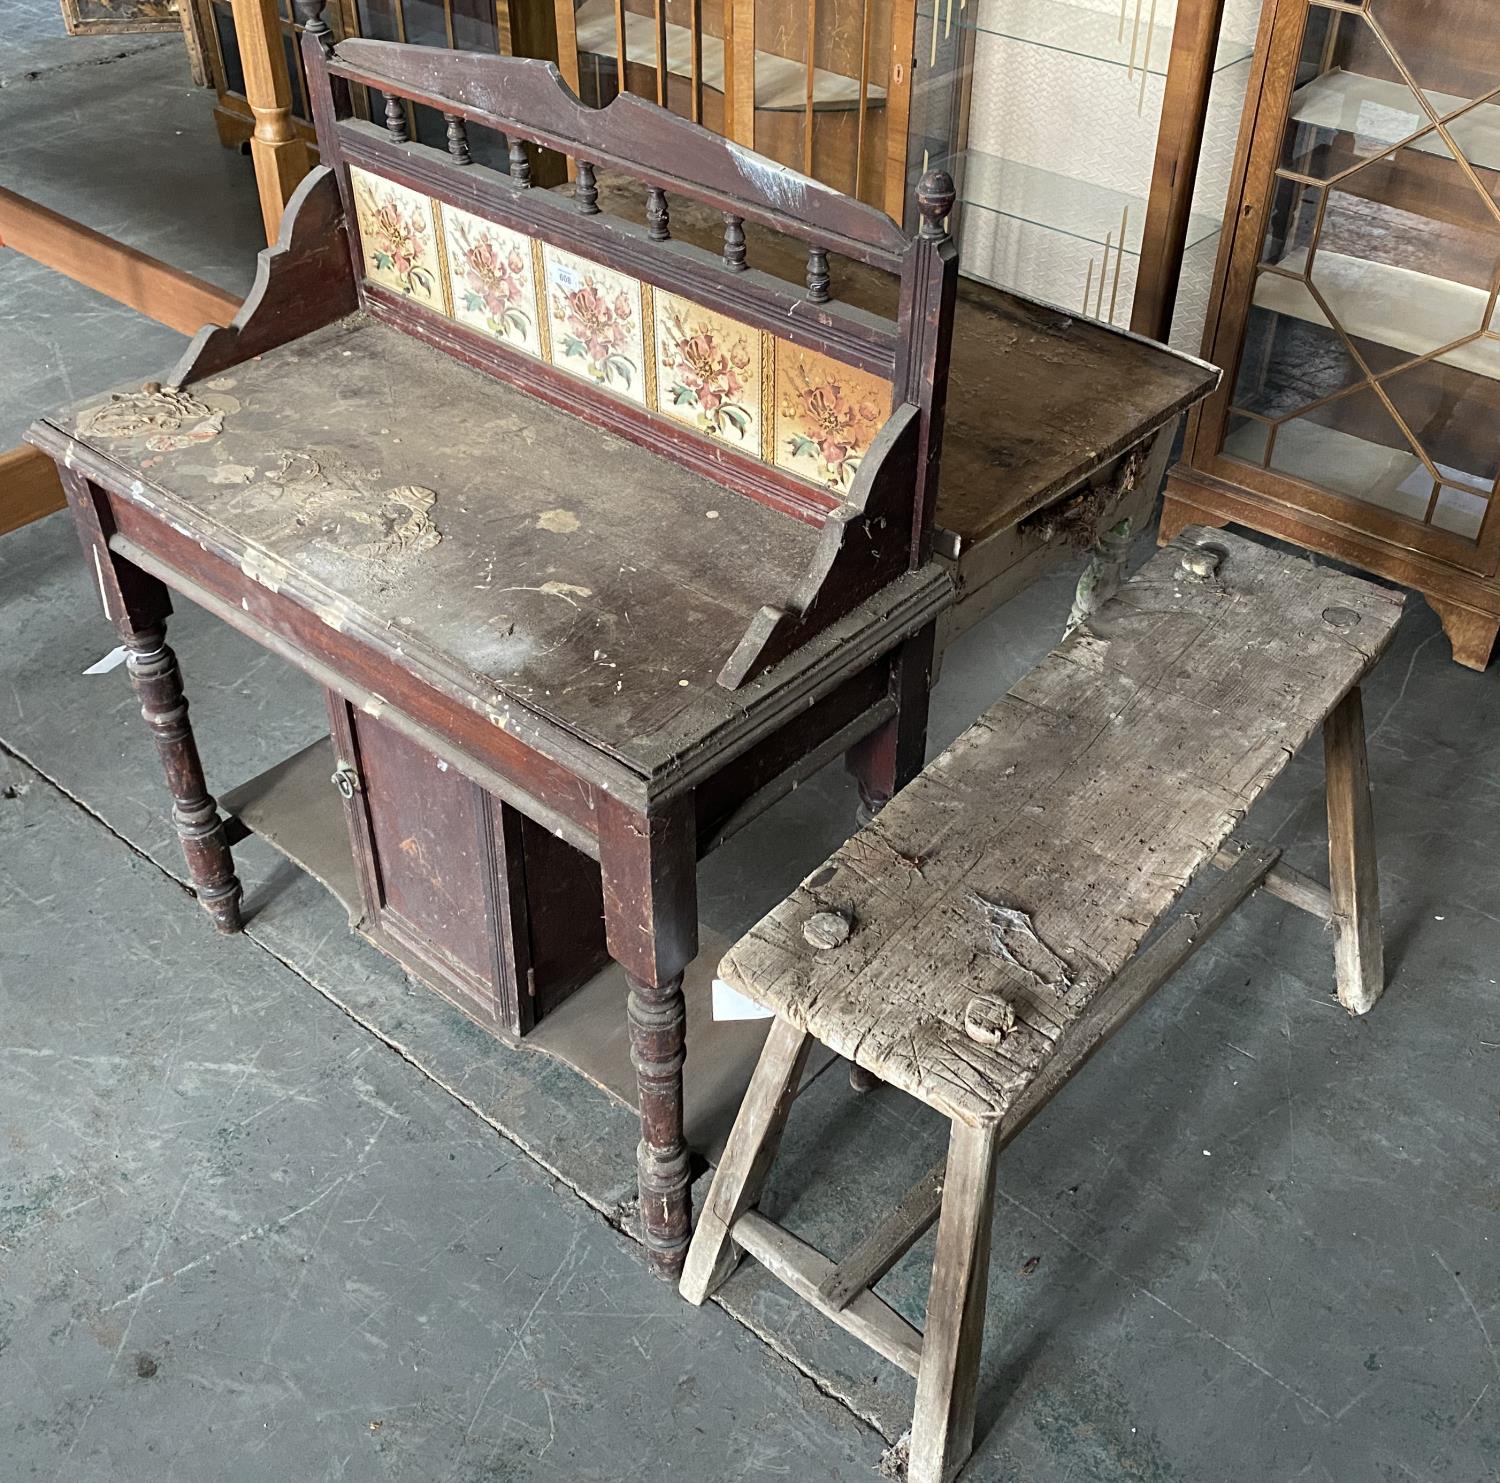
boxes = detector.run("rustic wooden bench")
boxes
[681,527,1405,1481]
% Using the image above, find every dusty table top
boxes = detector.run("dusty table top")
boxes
[590,175,1219,549]
[719,528,1404,1124]
[39,312,948,790]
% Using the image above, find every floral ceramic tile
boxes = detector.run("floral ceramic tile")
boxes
[652,292,762,450]
[773,344,893,493]
[441,203,544,359]
[350,166,443,307]
[540,243,647,405]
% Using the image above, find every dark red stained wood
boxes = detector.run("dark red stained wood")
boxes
[168,167,357,389]
[326,39,912,267]
[329,695,610,1036]
[58,467,243,934]
[846,618,938,818]
[718,404,920,686]
[299,28,962,683]
[598,790,698,1276]
[95,489,612,839]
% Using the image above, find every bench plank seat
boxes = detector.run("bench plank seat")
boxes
[717,528,1405,1125]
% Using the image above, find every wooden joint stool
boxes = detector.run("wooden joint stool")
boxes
[680,529,1404,1481]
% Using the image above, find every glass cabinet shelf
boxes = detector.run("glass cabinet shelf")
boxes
[952,150,1222,255]
[1288,70,1500,173]
[919,0,1254,78]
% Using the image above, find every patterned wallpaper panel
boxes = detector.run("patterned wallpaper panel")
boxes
[347,166,894,496]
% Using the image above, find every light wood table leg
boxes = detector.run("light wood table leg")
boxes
[233,0,312,244]
[909,1118,1000,1483]
[680,1016,812,1304]
[1324,684,1384,1015]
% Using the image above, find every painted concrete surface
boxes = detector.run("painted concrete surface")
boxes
[0,763,884,1481]
[3,16,1499,1483]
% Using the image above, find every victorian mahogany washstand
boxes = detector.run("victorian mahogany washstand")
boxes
[28,15,1214,1279]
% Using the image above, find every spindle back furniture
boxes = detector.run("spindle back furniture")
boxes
[29,14,963,1279]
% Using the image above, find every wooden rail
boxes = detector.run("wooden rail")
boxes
[0,189,240,539]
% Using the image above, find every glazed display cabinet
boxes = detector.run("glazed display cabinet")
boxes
[1165,0,1500,669]
[946,0,1264,351]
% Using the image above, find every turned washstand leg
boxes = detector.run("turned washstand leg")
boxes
[123,621,244,933]
[60,468,243,933]
[599,794,699,1279]
[844,621,937,1092]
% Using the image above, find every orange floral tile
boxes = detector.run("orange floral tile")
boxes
[540,243,647,405]
[652,292,762,451]
[772,344,893,492]
[440,203,543,359]
[349,166,443,308]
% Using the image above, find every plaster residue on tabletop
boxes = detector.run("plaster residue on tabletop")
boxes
[221,449,441,576]
[75,382,240,452]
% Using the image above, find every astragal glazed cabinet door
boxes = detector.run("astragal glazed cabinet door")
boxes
[1189,0,1500,577]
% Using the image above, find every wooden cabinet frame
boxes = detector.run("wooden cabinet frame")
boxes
[1164,0,1500,669]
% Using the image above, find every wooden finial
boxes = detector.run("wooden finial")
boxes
[916,169,955,240]
[293,0,332,52]
[575,161,599,214]
[646,187,671,241]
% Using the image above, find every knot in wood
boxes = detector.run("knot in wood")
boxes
[1321,606,1361,631]
[964,995,1016,1045]
[1179,544,1223,581]
[803,910,852,950]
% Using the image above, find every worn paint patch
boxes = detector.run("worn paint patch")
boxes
[538,580,592,600]
[535,508,580,534]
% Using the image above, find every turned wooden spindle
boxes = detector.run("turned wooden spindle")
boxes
[806,244,830,302]
[646,186,671,241]
[722,213,747,271]
[509,139,532,186]
[627,969,691,1272]
[575,160,599,213]
[444,113,472,165]
[916,167,957,241]
[384,91,409,142]
[124,625,244,934]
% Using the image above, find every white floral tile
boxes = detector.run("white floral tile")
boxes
[349,166,443,307]
[652,291,763,451]
[540,243,647,405]
[773,343,893,492]
[440,203,544,359]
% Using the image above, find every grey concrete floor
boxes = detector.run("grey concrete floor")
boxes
[3,16,1500,1483]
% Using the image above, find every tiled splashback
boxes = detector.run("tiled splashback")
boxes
[348,165,894,496]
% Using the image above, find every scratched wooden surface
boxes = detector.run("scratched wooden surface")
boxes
[719,529,1405,1125]
[588,175,1218,546]
[44,312,844,771]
